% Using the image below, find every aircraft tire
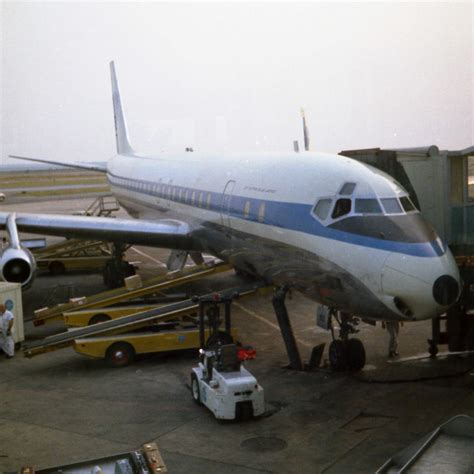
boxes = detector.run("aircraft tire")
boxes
[329,340,347,371]
[191,373,201,404]
[345,338,366,371]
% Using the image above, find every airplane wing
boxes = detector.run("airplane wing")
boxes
[0,212,192,249]
[9,155,107,173]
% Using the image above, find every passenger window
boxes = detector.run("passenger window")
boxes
[332,199,352,219]
[381,198,402,214]
[339,182,356,195]
[191,191,196,206]
[258,202,266,223]
[207,193,212,209]
[243,201,251,219]
[199,192,204,208]
[184,190,188,203]
[313,199,333,220]
[400,196,416,212]
[355,199,382,214]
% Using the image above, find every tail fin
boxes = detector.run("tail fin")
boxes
[110,61,133,155]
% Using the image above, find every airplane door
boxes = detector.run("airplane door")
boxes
[220,180,236,229]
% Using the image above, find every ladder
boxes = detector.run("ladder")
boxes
[82,195,120,217]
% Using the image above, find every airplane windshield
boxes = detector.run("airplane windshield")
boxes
[312,185,418,226]
[381,198,403,214]
[400,196,416,212]
[354,199,382,214]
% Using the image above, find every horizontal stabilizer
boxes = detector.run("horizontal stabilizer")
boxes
[9,155,107,173]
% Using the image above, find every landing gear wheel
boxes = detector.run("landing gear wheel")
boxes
[103,261,134,289]
[205,331,234,349]
[88,314,111,325]
[191,373,201,404]
[105,342,135,368]
[345,338,366,371]
[329,340,347,371]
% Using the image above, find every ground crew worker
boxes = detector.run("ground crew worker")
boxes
[385,320,400,357]
[0,303,15,359]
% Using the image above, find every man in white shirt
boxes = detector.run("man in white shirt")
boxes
[0,303,15,359]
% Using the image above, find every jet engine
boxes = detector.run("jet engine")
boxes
[0,213,36,288]
[0,246,36,287]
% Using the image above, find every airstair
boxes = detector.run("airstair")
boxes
[80,195,120,217]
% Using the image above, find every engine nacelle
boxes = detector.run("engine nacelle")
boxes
[0,246,36,288]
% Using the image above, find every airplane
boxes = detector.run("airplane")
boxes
[0,62,461,370]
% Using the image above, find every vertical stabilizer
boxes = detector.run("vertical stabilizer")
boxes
[110,61,133,155]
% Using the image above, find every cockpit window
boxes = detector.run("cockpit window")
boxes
[400,196,416,212]
[354,199,382,214]
[332,198,351,219]
[313,199,333,220]
[381,198,402,214]
[339,182,356,195]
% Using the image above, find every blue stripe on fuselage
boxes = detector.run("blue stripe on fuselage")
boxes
[107,172,446,258]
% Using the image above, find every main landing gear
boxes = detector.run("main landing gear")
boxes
[328,311,366,372]
[272,287,366,372]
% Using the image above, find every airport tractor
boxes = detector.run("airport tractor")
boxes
[190,293,265,421]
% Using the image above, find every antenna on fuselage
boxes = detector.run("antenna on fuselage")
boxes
[301,107,310,151]
[110,61,134,155]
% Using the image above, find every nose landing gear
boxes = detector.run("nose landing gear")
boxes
[328,311,366,372]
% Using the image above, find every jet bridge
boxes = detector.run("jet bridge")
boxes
[341,145,474,354]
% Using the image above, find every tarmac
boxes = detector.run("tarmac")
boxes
[1,197,474,473]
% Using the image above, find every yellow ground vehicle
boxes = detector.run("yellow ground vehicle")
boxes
[75,325,237,367]
[24,283,270,367]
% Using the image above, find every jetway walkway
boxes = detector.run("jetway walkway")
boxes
[33,261,232,325]
[23,282,271,358]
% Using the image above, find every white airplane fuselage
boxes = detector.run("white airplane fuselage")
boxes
[107,150,461,322]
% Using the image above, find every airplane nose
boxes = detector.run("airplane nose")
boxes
[381,250,461,320]
[432,274,459,306]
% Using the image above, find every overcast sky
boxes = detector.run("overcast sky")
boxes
[1,1,473,163]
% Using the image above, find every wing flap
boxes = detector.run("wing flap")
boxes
[0,212,192,250]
